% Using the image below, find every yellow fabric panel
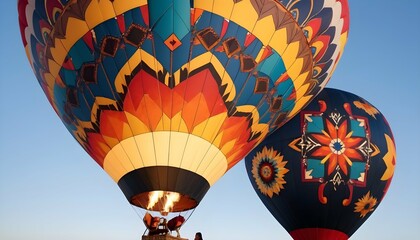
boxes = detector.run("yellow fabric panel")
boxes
[170,112,189,133]
[290,69,310,91]
[230,1,259,31]
[122,119,135,139]
[381,134,396,181]
[268,28,290,56]
[251,17,276,46]
[295,82,311,101]
[48,39,68,79]
[287,57,305,82]
[220,139,237,156]
[211,131,223,149]
[60,18,90,52]
[282,41,300,70]
[213,0,235,17]
[96,0,118,21]
[112,0,148,15]
[192,113,227,142]
[288,95,313,118]
[95,96,118,107]
[103,132,228,185]
[186,51,209,74]
[124,112,151,135]
[84,1,108,29]
[46,59,62,82]
[155,113,171,132]
[193,0,213,12]
[340,32,349,54]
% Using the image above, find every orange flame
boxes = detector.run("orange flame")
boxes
[146,191,181,215]
[147,191,164,210]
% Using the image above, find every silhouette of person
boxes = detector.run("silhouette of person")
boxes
[194,232,203,240]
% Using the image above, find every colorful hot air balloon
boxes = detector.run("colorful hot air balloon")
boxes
[18,0,349,222]
[245,88,396,240]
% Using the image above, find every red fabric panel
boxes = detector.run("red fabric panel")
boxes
[290,228,349,240]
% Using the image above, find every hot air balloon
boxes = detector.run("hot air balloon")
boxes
[245,88,396,240]
[18,0,349,230]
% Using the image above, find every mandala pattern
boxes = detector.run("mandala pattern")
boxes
[252,146,289,198]
[289,101,380,206]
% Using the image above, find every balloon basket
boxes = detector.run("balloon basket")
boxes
[142,235,188,240]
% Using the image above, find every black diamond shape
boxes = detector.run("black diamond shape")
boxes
[81,63,97,83]
[101,36,120,57]
[254,77,269,94]
[270,97,283,112]
[223,37,241,58]
[124,24,147,47]
[240,54,256,72]
[197,27,220,50]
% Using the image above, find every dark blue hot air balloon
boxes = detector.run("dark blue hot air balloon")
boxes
[245,88,396,240]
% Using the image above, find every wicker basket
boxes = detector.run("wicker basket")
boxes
[141,235,188,240]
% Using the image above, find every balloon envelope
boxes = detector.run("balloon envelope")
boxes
[18,0,348,215]
[245,88,396,239]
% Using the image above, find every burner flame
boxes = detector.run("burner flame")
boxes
[146,191,181,215]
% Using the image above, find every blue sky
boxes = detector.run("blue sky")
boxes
[0,1,419,240]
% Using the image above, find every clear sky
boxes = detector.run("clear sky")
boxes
[0,1,419,240]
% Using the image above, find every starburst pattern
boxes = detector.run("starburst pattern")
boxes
[252,147,289,198]
[354,191,377,218]
[310,117,365,175]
